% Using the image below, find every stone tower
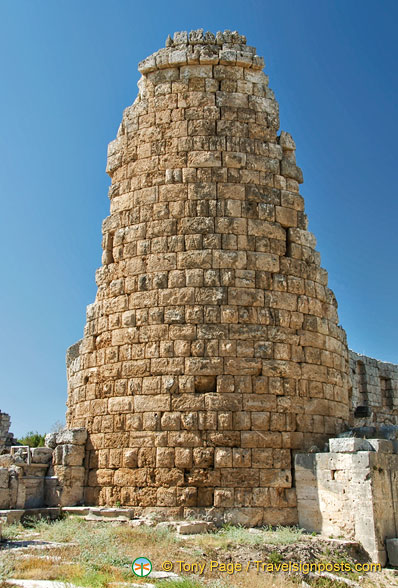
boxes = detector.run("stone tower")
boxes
[66,30,350,525]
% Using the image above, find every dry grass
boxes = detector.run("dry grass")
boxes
[194,524,304,552]
[6,556,81,580]
[0,517,391,587]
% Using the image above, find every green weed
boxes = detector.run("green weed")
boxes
[268,551,283,565]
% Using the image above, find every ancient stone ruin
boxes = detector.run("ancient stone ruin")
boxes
[1,30,398,565]
[0,424,86,511]
[64,29,352,525]
[0,411,16,452]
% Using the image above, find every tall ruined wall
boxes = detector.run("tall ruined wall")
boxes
[66,30,350,525]
[350,350,398,426]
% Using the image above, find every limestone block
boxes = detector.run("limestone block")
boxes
[177,521,214,534]
[288,227,316,248]
[0,487,11,508]
[180,65,213,79]
[185,358,224,375]
[157,487,177,506]
[53,444,85,467]
[189,29,204,44]
[224,507,263,527]
[60,484,84,507]
[252,448,273,468]
[138,54,157,73]
[54,465,85,487]
[134,394,171,412]
[45,432,57,449]
[177,487,197,506]
[386,538,398,567]
[169,49,188,65]
[43,477,61,507]
[108,396,133,413]
[367,439,393,453]
[114,468,147,487]
[214,448,232,468]
[175,448,192,468]
[173,31,188,45]
[188,151,222,168]
[0,467,9,488]
[260,469,291,488]
[56,428,87,446]
[31,447,53,464]
[168,431,202,447]
[275,206,297,228]
[24,477,45,508]
[329,438,371,453]
[0,455,13,467]
[157,447,175,467]
[123,448,138,467]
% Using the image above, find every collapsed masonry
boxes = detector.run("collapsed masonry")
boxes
[0,428,86,510]
[0,411,16,452]
[1,29,397,565]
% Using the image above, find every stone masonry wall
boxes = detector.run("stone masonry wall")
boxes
[0,411,15,452]
[295,438,398,565]
[350,350,398,426]
[0,427,86,510]
[65,30,350,525]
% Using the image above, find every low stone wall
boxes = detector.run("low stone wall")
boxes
[349,350,398,426]
[0,428,87,510]
[0,447,53,509]
[295,438,398,565]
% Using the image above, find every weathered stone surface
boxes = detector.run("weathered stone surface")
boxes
[329,437,371,453]
[31,448,53,464]
[53,444,85,467]
[0,467,9,488]
[45,432,57,449]
[367,439,393,453]
[56,428,87,446]
[177,520,214,534]
[0,410,16,451]
[350,350,398,428]
[296,447,397,565]
[386,538,398,566]
[0,487,10,509]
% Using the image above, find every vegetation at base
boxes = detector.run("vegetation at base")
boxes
[310,579,353,588]
[268,550,283,565]
[0,516,383,588]
[0,522,25,540]
[16,430,46,447]
[210,523,304,548]
[160,580,206,588]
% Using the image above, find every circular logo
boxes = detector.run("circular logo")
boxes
[132,556,152,577]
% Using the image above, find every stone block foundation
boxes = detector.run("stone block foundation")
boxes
[295,438,398,565]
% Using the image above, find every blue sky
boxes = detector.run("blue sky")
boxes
[0,0,397,437]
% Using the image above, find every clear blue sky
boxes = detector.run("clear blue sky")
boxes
[0,0,397,437]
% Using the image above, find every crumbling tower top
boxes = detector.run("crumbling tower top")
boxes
[138,30,264,75]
